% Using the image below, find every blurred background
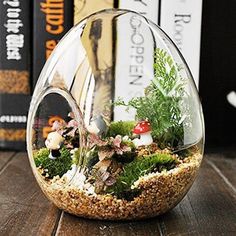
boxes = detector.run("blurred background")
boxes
[0,0,235,152]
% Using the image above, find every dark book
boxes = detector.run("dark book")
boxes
[0,0,31,150]
[32,0,73,146]
[199,0,236,148]
[0,94,31,150]
[33,0,74,88]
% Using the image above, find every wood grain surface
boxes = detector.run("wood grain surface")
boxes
[0,151,235,236]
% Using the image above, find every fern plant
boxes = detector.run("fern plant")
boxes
[115,48,189,149]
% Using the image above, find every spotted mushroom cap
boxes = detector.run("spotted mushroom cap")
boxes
[133,121,151,134]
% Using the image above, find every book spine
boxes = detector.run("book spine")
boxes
[118,0,159,23]
[33,0,74,88]
[32,0,74,144]
[0,94,30,150]
[0,0,31,94]
[0,0,31,150]
[73,0,116,124]
[74,0,115,24]
[114,1,159,121]
[160,0,203,89]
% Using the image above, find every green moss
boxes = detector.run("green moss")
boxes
[34,147,72,178]
[107,121,136,137]
[108,153,177,199]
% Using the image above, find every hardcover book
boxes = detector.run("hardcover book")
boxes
[74,0,115,24]
[33,0,74,88]
[32,0,74,145]
[160,0,203,88]
[0,0,31,150]
[199,0,236,147]
[118,0,159,23]
[114,1,159,121]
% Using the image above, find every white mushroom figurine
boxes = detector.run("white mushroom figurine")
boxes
[45,131,64,160]
[132,120,153,147]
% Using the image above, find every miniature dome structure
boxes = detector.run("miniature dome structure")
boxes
[27,9,204,220]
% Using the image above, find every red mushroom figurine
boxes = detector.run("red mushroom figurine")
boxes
[132,121,153,147]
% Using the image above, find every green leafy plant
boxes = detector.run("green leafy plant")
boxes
[34,147,72,178]
[107,121,136,137]
[108,153,177,199]
[115,48,188,148]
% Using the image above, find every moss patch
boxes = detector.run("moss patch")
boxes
[34,147,72,178]
[107,121,135,138]
[108,153,177,199]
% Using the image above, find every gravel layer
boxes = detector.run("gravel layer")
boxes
[36,152,202,220]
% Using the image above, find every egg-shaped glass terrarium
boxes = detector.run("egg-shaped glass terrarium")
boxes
[27,9,204,220]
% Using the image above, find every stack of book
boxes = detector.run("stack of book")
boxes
[0,0,203,150]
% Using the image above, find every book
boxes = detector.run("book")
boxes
[33,0,74,88]
[114,1,159,121]
[199,0,236,147]
[0,94,30,150]
[74,0,115,24]
[73,2,115,125]
[160,0,203,89]
[31,0,74,146]
[73,0,116,125]
[0,0,31,150]
[118,0,159,23]
[73,1,160,121]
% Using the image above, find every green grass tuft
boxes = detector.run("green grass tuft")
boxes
[34,147,72,178]
[108,153,177,199]
[107,121,136,137]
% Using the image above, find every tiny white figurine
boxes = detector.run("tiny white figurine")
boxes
[87,115,107,136]
[132,120,153,147]
[45,131,64,160]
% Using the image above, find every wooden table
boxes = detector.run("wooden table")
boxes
[0,150,235,236]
